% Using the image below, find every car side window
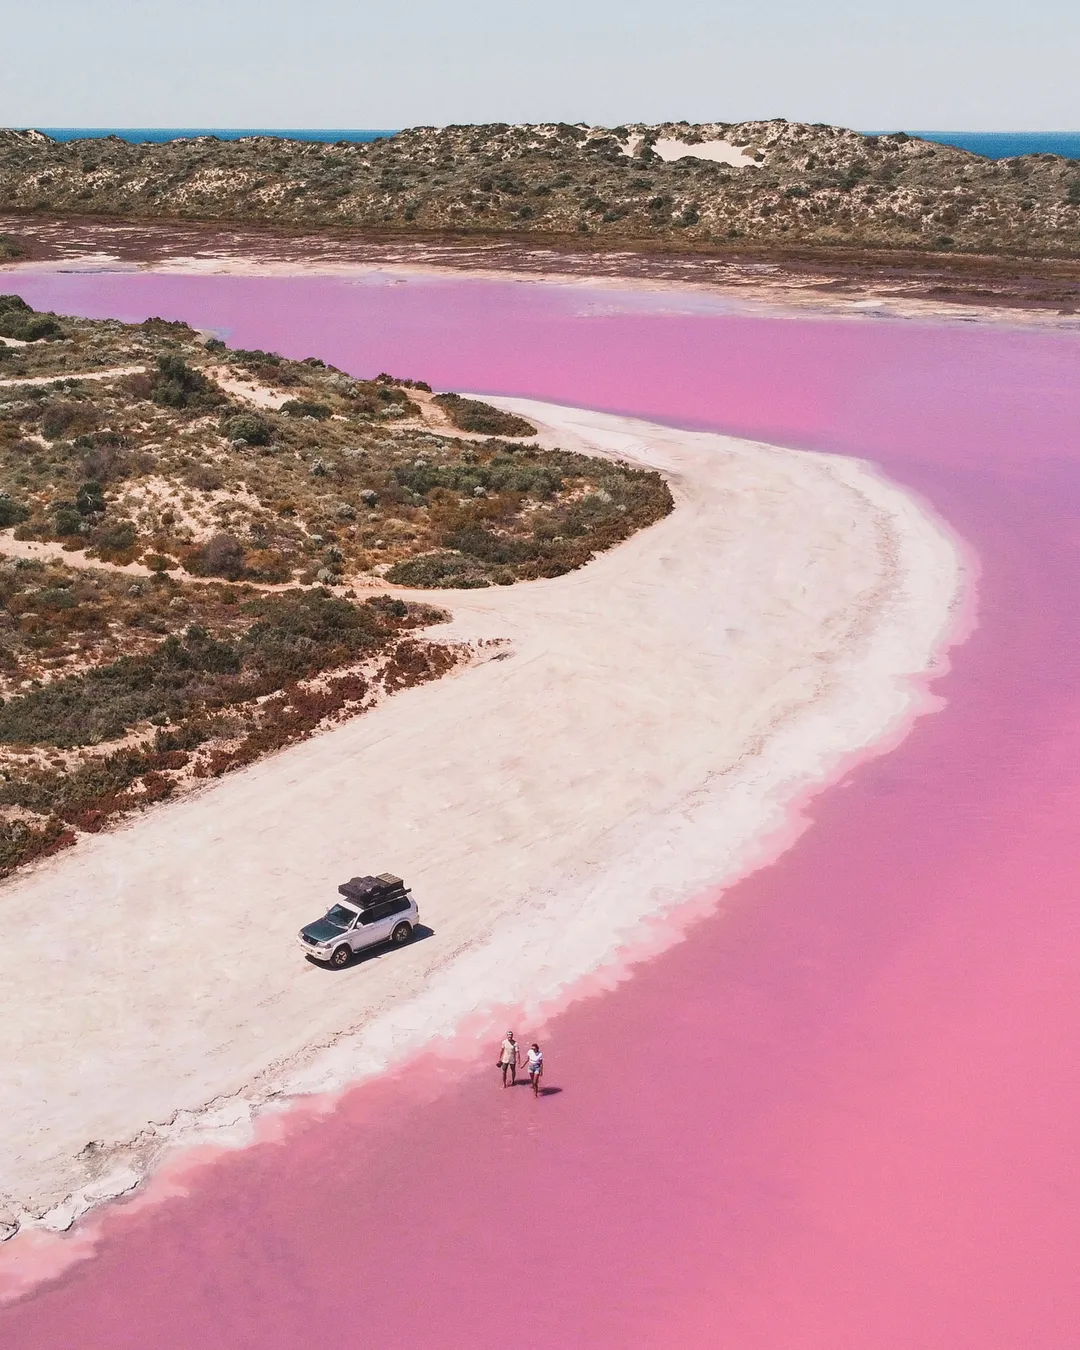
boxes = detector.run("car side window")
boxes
[361,901,398,924]
[389,896,410,916]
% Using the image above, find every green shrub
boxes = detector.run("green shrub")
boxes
[96,520,137,551]
[0,591,398,748]
[394,453,562,499]
[280,398,331,419]
[0,496,30,528]
[182,462,224,491]
[41,399,95,441]
[189,532,246,580]
[384,552,491,588]
[441,525,536,565]
[232,347,282,365]
[52,502,85,537]
[76,480,106,517]
[364,594,409,620]
[15,315,62,341]
[221,412,273,445]
[431,393,537,437]
[0,626,241,747]
[150,354,221,410]
[0,296,62,341]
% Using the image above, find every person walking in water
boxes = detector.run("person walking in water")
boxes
[498,1031,520,1087]
[526,1042,544,1096]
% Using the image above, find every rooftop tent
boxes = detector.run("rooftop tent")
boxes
[338,873,406,906]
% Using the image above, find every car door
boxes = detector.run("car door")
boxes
[354,901,396,950]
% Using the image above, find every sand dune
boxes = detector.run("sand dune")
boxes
[0,401,964,1238]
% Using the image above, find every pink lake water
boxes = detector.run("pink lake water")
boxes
[3,271,1080,1349]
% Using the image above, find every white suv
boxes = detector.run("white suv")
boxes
[298,873,418,968]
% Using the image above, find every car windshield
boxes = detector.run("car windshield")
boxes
[323,905,357,929]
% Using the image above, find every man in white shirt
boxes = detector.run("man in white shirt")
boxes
[498,1031,520,1087]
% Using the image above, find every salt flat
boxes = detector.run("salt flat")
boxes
[0,400,962,1236]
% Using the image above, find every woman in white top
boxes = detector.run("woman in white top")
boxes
[526,1043,544,1096]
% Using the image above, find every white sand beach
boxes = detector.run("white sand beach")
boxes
[0,400,965,1239]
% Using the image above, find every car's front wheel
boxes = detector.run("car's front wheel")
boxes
[329,944,352,968]
[391,922,413,945]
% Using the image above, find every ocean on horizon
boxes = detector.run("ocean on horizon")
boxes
[888,130,1080,160]
[25,127,1080,161]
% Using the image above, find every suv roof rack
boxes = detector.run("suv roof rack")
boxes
[338,873,408,906]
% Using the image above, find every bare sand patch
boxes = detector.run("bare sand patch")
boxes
[649,137,761,167]
[205,365,293,410]
[0,401,964,1239]
[0,365,143,388]
[0,534,155,576]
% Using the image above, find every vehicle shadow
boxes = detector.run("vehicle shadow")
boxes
[305,924,435,972]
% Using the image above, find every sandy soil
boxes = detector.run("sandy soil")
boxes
[0,534,156,575]
[0,400,963,1238]
[651,138,760,167]
[0,365,143,387]
[205,365,292,409]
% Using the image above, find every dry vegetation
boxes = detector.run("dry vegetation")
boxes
[0,562,457,877]
[2,121,1080,259]
[0,299,673,876]
[0,300,670,588]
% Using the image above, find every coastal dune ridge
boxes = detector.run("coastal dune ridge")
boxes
[0,399,966,1253]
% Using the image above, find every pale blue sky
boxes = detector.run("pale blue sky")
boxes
[6,0,1077,130]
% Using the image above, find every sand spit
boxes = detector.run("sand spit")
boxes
[7,218,1080,329]
[0,401,965,1241]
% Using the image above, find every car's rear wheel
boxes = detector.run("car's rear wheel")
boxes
[391,922,413,945]
[329,944,352,968]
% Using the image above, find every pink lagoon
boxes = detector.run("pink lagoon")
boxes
[2,268,1080,1349]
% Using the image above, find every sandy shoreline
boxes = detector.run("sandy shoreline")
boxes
[0,399,965,1243]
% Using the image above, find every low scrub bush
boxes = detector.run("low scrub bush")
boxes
[221,412,272,445]
[51,501,85,537]
[381,638,460,692]
[280,399,331,420]
[0,815,74,878]
[150,354,222,411]
[384,552,491,588]
[0,589,433,747]
[95,520,137,552]
[441,524,536,565]
[394,453,562,499]
[431,393,537,437]
[182,462,225,491]
[0,295,62,342]
[41,399,98,442]
[188,532,246,580]
[0,496,29,528]
[76,480,106,517]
